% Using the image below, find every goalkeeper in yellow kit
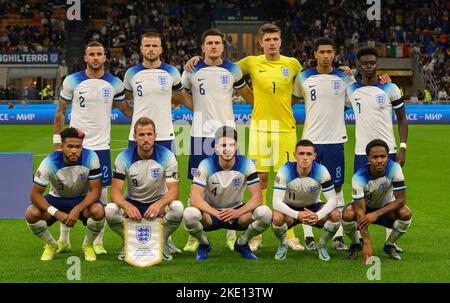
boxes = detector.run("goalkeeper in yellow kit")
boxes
[237,23,304,251]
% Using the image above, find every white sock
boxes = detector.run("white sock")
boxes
[105,203,124,239]
[333,191,345,239]
[186,196,198,243]
[342,220,359,244]
[227,229,236,240]
[237,205,271,245]
[100,187,108,205]
[27,220,56,245]
[272,223,288,245]
[302,224,314,238]
[386,228,392,240]
[334,225,344,239]
[92,188,109,245]
[93,224,106,245]
[58,222,71,243]
[319,221,340,246]
[182,207,208,245]
[163,200,184,242]
[387,219,411,245]
[83,218,104,246]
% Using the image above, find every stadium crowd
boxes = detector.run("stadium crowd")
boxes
[0,0,447,101]
[84,0,198,79]
[0,1,65,54]
[282,0,448,99]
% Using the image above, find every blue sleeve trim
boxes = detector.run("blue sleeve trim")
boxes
[33,180,48,187]
[274,186,286,191]
[393,186,406,191]
[172,82,183,91]
[247,178,260,185]
[322,185,335,192]
[193,181,206,187]
[352,195,365,200]
[393,103,404,110]
[233,78,246,89]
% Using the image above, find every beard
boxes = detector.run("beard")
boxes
[87,62,104,72]
[145,54,159,63]
[63,153,78,164]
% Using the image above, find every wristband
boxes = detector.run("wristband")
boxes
[47,206,58,216]
[400,142,407,149]
[53,134,62,144]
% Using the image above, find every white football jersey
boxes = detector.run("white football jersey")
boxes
[34,149,101,198]
[192,155,260,209]
[123,63,183,141]
[352,159,406,209]
[274,161,334,208]
[346,82,404,155]
[181,60,246,138]
[113,144,178,204]
[293,68,355,144]
[60,71,126,150]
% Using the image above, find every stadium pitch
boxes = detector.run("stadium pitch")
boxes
[0,124,448,282]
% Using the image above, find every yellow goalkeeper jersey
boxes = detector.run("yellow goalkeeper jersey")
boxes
[237,55,302,132]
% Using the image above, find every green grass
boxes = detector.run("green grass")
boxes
[0,124,449,282]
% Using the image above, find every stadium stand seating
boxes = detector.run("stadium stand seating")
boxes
[0,0,447,101]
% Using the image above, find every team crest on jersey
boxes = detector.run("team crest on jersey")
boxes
[232,177,242,189]
[379,182,389,190]
[375,94,386,106]
[308,185,318,193]
[220,74,230,87]
[151,168,161,179]
[332,80,342,92]
[281,68,290,77]
[78,173,87,181]
[159,76,168,87]
[136,225,151,244]
[36,170,41,178]
[352,188,358,195]
[102,88,111,102]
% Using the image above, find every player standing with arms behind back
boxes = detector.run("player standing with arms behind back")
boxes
[53,41,133,255]
[123,32,193,151]
[346,47,408,253]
